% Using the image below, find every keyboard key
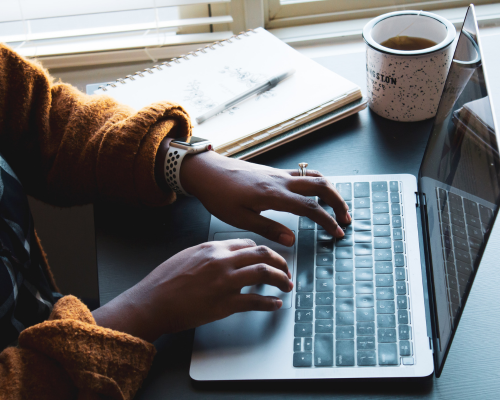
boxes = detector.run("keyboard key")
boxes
[376,275,394,287]
[293,352,313,367]
[390,192,400,203]
[391,204,401,215]
[374,237,391,249]
[355,243,372,256]
[318,253,334,265]
[335,248,352,259]
[394,254,405,267]
[396,281,406,295]
[336,340,355,366]
[317,241,334,253]
[456,260,473,275]
[354,209,371,220]
[375,262,393,274]
[377,300,395,314]
[455,248,470,263]
[314,333,334,366]
[316,305,334,319]
[357,337,376,350]
[372,181,388,192]
[445,262,456,276]
[355,269,373,281]
[398,310,409,324]
[294,323,313,337]
[373,214,390,225]
[448,192,462,207]
[479,204,493,225]
[441,212,450,224]
[336,326,355,339]
[299,217,315,230]
[452,224,467,239]
[357,351,377,366]
[356,294,374,308]
[296,293,314,309]
[393,241,404,253]
[336,259,353,271]
[447,274,458,291]
[336,285,353,298]
[357,322,375,336]
[373,225,391,236]
[354,231,372,243]
[468,237,482,250]
[336,299,354,312]
[315,319,334,333]
[336,235,353,247]
[443,235,452,250]
[304,338,313,351]
[400,341,412,356]
[397,296,408,309]
[354,198,370,208]
[336,183,352,201]
[294,338,302,351]
[441,223,451,237]
[336,272,353,285]
[373,203,389,213]
[376,287,394,300]
[392,216,402,228]
[316,292,334,305]
[316,266,333,279]
[395,268,405,280]
[399,325,411,340]
[468,226,483,240]
[356,282,374,294]
[453,236,469,252]
[354,182,370,198]
[466,214,481,228]
[463,198,479,217]
[377,314,396,328]
[378,328,397,343]
[356,308,375,321]
[450,214,465,228]
[295,309,313,322]
[353,220,372,231]
[374,250,392,261]
[379,344,398,365]
[297,230,315,292]
[355,256,373,268]
[373,192,389,202]
[449,289,460,304]
[316,279,334,292]
[390,181,399,192]
[317,230,334,241]
[336,312,355,325]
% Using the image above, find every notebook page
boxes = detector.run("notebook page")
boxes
[95,28,359,149]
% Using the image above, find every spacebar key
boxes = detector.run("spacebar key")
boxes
[297,230,315,292]
[314,333,334,366]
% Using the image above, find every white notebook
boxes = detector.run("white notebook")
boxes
[94,28,362,157]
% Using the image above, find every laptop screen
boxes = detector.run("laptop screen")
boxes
[418,6,499,376]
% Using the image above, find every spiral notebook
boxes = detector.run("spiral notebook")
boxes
[94,28,365,159]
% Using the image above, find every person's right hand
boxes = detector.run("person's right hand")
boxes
[92,239,293,342]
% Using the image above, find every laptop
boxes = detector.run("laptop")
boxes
[190,5,499,380]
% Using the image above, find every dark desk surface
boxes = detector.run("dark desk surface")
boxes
[95,35,500,399]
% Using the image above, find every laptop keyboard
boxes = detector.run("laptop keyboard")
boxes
[436,188,493,326]
[293,181,413,368]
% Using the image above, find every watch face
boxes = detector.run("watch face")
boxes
[172,136,209,146]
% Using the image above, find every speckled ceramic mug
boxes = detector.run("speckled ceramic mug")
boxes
[363,11,456,122]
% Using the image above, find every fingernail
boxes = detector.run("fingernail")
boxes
[275,299,283,309]
[345,210,352,222]
[278,233,294,247]
[336,226,345,237]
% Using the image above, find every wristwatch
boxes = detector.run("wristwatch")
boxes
[164,136,213,196]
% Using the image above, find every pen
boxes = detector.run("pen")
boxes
[195,68,295,125]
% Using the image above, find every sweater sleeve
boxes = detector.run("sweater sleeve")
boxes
[0,43,192,207]
[0,296,156,400]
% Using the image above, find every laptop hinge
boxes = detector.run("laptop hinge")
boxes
[436,337,441,352]
[415,192,420,207]
[429,337,434,352]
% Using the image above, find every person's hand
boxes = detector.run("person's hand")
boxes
[92,239,293,342]
[180,150,351,247]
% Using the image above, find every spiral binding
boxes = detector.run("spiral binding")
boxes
[98,29,256,92]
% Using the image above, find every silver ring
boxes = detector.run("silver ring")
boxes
[298,162,308,177]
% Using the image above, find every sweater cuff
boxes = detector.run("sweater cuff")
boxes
[18,295,156,400]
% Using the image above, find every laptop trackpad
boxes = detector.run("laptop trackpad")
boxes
[213,231,295,309]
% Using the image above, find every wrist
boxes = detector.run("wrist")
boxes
[180,150,221,196]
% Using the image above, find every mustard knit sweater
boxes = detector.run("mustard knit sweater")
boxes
[0,43,192,400]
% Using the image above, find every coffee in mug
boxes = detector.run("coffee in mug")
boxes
[363,11,456,122]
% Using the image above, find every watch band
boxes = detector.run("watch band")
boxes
[164,147,191,196]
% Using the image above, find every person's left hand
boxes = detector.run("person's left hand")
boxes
[180,150,351,247]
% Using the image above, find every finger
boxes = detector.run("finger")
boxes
[285,169,323,177]
[230,293,283,313]
[217,238,257,252]
[231,263,293,292]
[231,209,296,247]
[228,245,290,278]
[287,176,351,225]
